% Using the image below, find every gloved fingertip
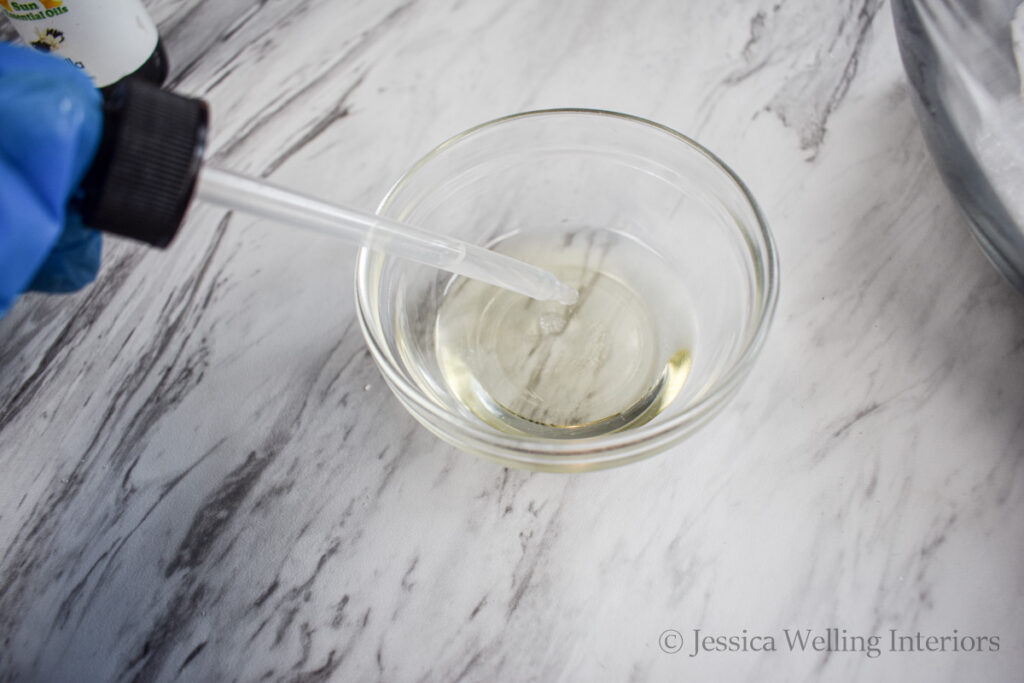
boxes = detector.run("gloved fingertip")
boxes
[27,219,102,293]
[0,64,103,221]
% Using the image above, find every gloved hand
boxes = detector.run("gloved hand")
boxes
[0,41,103,317]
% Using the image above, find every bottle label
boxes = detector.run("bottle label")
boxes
[1,0,159,87]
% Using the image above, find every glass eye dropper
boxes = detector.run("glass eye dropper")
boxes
[74,79,578,307]
[194,167,579,305]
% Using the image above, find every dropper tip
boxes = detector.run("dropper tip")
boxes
[553,282,579,306]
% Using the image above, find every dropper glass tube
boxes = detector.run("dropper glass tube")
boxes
[194,167,578,305]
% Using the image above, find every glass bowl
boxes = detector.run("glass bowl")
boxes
[355,109,778,472]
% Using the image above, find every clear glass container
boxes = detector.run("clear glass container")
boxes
[355,110,779,472]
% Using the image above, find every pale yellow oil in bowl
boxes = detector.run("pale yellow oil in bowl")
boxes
[434,227,695,438]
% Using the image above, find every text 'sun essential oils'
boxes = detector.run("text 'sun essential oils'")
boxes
[435,227,696,438]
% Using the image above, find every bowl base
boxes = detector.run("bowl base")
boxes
[433,227,694,438]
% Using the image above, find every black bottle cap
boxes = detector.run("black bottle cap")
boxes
[77,79,208,248]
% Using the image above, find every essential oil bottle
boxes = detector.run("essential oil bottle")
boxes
[1,0,168,89]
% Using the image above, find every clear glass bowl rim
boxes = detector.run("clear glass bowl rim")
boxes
[355,108,780,469]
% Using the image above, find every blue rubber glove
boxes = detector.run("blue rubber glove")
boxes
[0,41,103,317]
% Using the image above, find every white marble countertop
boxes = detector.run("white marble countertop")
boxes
[2,1,1024,681]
